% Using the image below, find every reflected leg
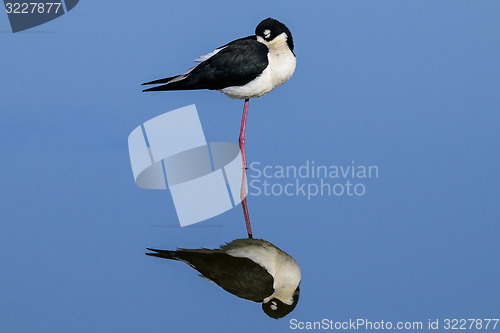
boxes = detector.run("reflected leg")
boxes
[239,98,252,238]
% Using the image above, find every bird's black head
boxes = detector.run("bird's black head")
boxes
[255,18,294,52]
[261,286,300,319]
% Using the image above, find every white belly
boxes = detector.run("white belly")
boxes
[221,43,296,99]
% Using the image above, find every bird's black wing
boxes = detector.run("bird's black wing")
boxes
[142,36,269,92]
[146,248,274,302]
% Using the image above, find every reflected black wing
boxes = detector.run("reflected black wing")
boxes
[146,248,274,302]
[142,36,269,92]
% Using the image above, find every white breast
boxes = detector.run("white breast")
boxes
[221,33,296,99]
[225,240,301,305]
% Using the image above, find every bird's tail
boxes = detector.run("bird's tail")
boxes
[141,67,208,92]
[141,78,206,92]
[141,76,178,86]
[146,248,178,260]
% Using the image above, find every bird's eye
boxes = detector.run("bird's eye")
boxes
[271,301,278,310]
[263,29,271,39]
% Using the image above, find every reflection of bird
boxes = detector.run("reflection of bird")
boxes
[142,18,296,238]
[146,238,301,319]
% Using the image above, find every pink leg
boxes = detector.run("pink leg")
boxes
[239,98,252,238]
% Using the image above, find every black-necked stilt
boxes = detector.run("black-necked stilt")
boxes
[142,18,296,238]
[146,238,301,319]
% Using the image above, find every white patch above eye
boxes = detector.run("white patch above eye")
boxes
[263,29,271,39]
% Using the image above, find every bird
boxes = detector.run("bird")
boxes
[146,238,301,319]
[142,18,296,238]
